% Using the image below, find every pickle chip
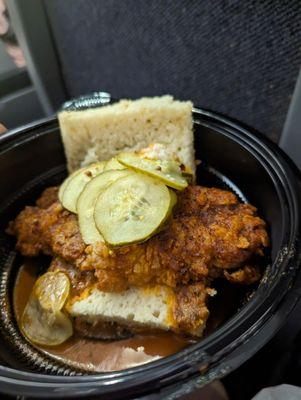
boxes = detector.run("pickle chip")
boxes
[104,157,126,171]
[94,173,171,246]
[117,152,188,190]
[21,271,72,346]
[169,189,177,209]
[60,162,106,213]
[58,166,85,204]
[77,169,131,244]
[21,296,73,347]
[34,272,70,313]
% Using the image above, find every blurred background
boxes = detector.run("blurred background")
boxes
[1,1,300,145]
[0,1,301,399]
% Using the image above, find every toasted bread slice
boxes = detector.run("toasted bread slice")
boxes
[58,96,194,174]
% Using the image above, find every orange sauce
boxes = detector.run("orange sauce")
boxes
[13,261,194,372]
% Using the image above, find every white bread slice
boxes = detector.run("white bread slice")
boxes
[69,286,174,331]
[68,286,206,337]
[58,96,194,173]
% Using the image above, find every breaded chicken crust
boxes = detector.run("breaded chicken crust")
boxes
[9,185,268,292]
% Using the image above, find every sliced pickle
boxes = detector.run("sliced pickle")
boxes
[117,152,188,190]
[169,189,177,209]
[34,272,70,313]
[21,296,73,346]
[154,189,177,233]
[182,171,193,184]
[21,272,72,346]
[61,162,106,213]
[104,157,126,171]
[58,167,85,204]
[94,173,171,246]
[77,169,131,244]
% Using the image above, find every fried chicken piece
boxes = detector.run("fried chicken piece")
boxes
[7,187,85,260]
[223,264,261,285]
[9,185,268,292]
[173,283,210,334]
[36,187,59,209]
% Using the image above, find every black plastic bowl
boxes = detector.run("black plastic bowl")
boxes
[0,104,300,399]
